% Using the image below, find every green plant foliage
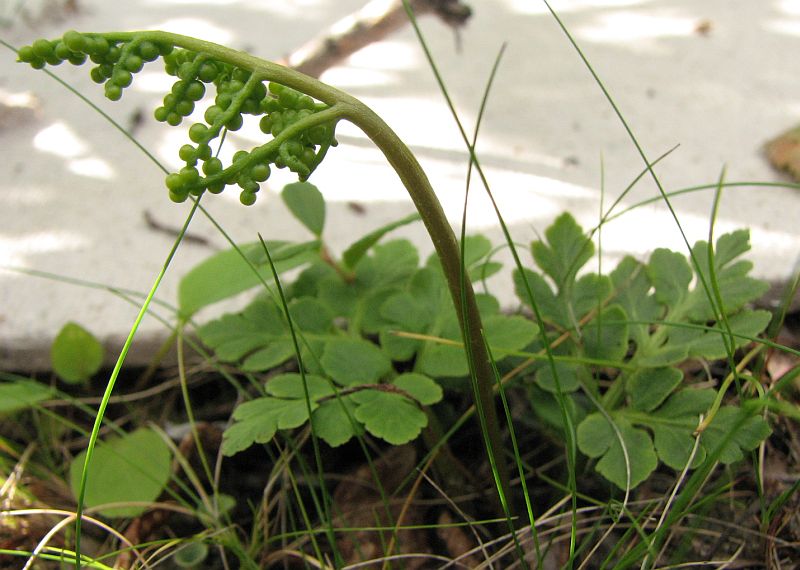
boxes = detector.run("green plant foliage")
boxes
[221,372,442,453]
[513,213,607,330]
[178,239,319,317]
[415,313,537,378]
[532,212,594,293]
[350,390,427,445]
[69,428,172,517]
[686,229,768,321]
[197,229,519,379]
[356,239,420,292]
[50,322,104,384]
[576,414,658,489]
[0,378,54,414]
[222,378,321,455]
[576,389,771,488]
[341,212,421,270]
[174,541,209,569]
[198,217,527,449]
[320,337,391,385]
[20,29,774,494]
[535,362,588,394]
[626,366,684,412]
[16,29,516,497]
[198,207,770,487]
[282,181,325,237]
[197,296,306,372]
[514,213,771,489]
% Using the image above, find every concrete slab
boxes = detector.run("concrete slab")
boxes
[2,0,800,370]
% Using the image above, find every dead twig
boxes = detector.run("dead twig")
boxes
[284,0,472,78]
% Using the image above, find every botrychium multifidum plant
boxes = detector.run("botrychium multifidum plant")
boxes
[15,26,778,543]
[16,28,514,499]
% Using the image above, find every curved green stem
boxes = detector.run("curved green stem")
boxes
[104,30,510,504]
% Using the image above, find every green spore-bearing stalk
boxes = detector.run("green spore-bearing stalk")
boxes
[18,30,512,502]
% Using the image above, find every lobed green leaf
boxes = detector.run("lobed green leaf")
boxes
[531,212,594,290]
[513,267,563,325]
[627,367,684,412]
[416,312,537,379]
[571,274,613,321]
[646,248,692,308]
[198,297,285,361]
[686,230,769,320]
[393,373,443,405]
[265,373,334,399]
[610,256,661,349]
[535,361,587,394]
[528,384,587,432]
[582,304,629,362]
[577,414,658,490]
[701,407,772,464]
[667,309,771,360]
[312,397,362,446]
[352,390,429,445]
[652,422,705,470]
[222,396,317,455]
[288,297,334,333]
[356,239,419,288]
[321,337,392,385]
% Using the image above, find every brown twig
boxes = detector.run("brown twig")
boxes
[284,0,472,78]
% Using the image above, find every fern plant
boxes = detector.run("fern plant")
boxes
[16,28,774,498]
[513,213,772,488]
[182,189,772,490]
[16,28,514,496]
[182,182,537,454]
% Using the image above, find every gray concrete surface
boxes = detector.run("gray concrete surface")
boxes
[2,0,800,370]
